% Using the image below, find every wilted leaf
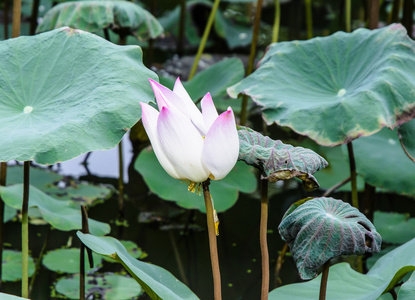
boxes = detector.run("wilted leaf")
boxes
[278,197,381,279]
[238,127,328,191]
[37,1,163,40]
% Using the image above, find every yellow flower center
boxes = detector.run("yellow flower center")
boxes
[185,180,203,195]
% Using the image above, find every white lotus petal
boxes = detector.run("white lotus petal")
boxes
[202,107,239,180]
[173,77,207,134]
[149,79,187,114]
[140,103,181,179]
[157,106,210,182]
[201,93,219,130]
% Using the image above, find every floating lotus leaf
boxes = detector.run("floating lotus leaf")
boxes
[228,24,415,146]
[353,128,415,196]
[55,273,142,300]
[134,147,256,212]
[4,205,17,223]
[373,211,415,244]
[0,27,156,164]
[2,250,35,282]
[42,248,103,273]
[77,232,200,300]
[37,1,163,40]
[0,293,27,300]
[238,127,328,191]
[7,166,63,189]
[0,184,110,236]
[278,197,381,279]
[398,119,415,161]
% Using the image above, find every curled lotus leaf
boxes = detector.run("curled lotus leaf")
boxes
[228,24,415,146]
[238,127,328,191]
[278,197,381,279]
[36,1,163,40]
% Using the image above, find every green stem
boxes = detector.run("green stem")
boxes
[318,261,330,300]
[188,0,221,80]
[22,161,30,298]
[272,0,280,43]
[118,140,125,226]
[398,131,415,163]
[0,162,7,291]
[347,142,359,209]
[240,0,264,126]
[260,180,269,300]
[79,205,92,300]
[202,180,222,300]
[29,226,50,297]
[304,0,313,39]
[345,0,351,32]
[12,0,21,38]
[322,177,351,197]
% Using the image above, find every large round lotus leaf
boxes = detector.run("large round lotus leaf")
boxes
[0,27,157,164]
[398,271,415,299]
[55,273,142,299]
[134,147,257,213]
[278,197,381,279]
[7,166,63,188]
[42,248,103,273]
[36,1,163,40]
[0,184,110,236]
[373,211,415,244]
[238,126,328,191]
[269,237,415,299]
[398,119,415,160]
[353,128,415,196]
[2,250,35,282]
[228,24,415,146]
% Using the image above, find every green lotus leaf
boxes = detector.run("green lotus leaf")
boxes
[353,128,415,196]
[4,205,17,223]
[398,119,415,161]
[374,211,415,244]
[0,27,156,164]
[37,1,163,40]
[278,197,381,279]
[102,240,145,262]
[0,184,110,236]
[269,237,415,299]
[77,232,200,300]
[228,24,415,146]
[2,250,35,282]
[398,272,415,299]
[55,273,142,299]
[238,127,328,191]
[7,166,63,189]
[42,248,103,273]
[134,147,257,213]
[0,293,28,300]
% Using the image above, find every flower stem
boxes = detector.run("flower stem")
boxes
[80,205,93,300]
[240,0,264,125]
[347,142,358,209]
[272,0,280,43]
[368,0,379,30]
[202,180,222,300]
[22,161,30,298]
[0,162,7,290]
[188,0,221,80]
[304,0,313,39]
[318,261,330,300]
[274,243,288,287]
[118,140,125,235]
[12,0,21,38]
[260,179,269,300]
[345,0,351,32]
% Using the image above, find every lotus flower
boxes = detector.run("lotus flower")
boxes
[140,78,239,190]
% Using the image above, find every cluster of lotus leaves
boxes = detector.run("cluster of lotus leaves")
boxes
[36,0,163,40]
[0,27,156,164]
[278,197,381,279]
[237,126,328,191]
[228,24,415,146]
